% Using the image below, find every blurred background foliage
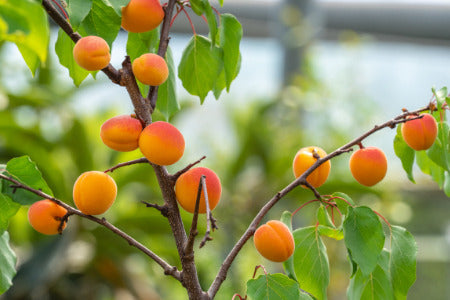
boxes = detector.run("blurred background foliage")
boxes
[1,0,450,299]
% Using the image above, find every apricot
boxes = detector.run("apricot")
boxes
[132,53,169,86]
[349,146,387,186]
[293,146,331,188]
[73,36,111,71]
[100,115,143,151]
[121,0,164,33]
[139,121,185,166]
[175,167,222,214]
[28,199,67,235]
[73,171,117,215]
[253,220,295,262]
[401,113,438,151]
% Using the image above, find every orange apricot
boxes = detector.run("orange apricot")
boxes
[73,171,117,215]
[139,121,185,166]
[349,146,387,186]
[100,115,143,151]
[401,113,438,151]
[121,0,164,33]
[175,167,222,214]
[132,53,169,86]
[73,36,111,71]
[28,199,68,235]
[253,220,295,262]
[293,146,331,188]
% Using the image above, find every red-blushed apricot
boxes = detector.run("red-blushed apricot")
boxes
[28,199,67,235]
[401,113,438,151]
[121,0,164,33]
[253,220,295,262]
[73,171,117,215]
[73,36,111,71]
[293,146,331,188]
[349,146,387,186]
[100,115,143,151]
[132,53,169,86]
[139,121,185,166]
[175,167,222,214]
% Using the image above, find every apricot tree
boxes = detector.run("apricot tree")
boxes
[0,0,449,299]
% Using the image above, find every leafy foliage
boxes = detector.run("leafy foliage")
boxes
[0,232,16,294]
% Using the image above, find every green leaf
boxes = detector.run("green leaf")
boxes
[390,226,417,300]
[0,193,20,235]
[432,86,447,110]
[66,0,93,28]
[2,156,53,205]
[178,35,224,103]
[280,211,297,282]
[343,206,385,276]
[427,122,450,172]
[0,231,17,295]
[444,171,450,197]
[157,47,179,120]
[219,14,242,90]
[394,125,415,183]
[317,205,334,228]
[331,192,354,216]
[11,0,50,76]
[348,250,394,300]
[189,0,205,16]
[55,28,91,86]
[126,29,159,61]
[247,273,302,300]
[78,0,122,46]
[318,225,343,241]
[203,0,217,46]
[107,0,131,15]
[416,150,445,188]
[0,2,30,38]
[293,226,329,300]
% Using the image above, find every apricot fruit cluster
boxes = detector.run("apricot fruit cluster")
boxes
[401,113,438,151]
[349,146,387,186]
[73,171,117,215]
[121,0,164,33]
[175,167,222,214]
[28,199,68,235]
[293,146,331,188]
[253,220,295,262]
[73,36,111,71]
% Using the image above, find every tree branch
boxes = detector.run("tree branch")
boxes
[185,176,204,254]
[206,104,434,298]
[171,156,206,181]
[0,173,182,281]
[104,157,149,173]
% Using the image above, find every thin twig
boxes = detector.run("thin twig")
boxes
[104,157,149,173]
[171,156,207,181]
[0,173,182,282]
[141,201,169,217]
[185,176,205,254]
[302,181,322,201]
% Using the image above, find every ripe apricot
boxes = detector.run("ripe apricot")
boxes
[293,146,331,188]
[253,220,295,262]
[401,113,438,151]
[121,0,164,33]
[132,53,169,86]
[139,121,185,166]
[175,167,222,214]
[73,36,111,71]
[100,115,143,151]
[349,146,387,186]
[28,199,67,235]
[73,171,117,215]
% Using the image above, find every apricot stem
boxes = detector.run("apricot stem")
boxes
[104,157,149,173]
[171,156,207,181]
[185,176,204,254]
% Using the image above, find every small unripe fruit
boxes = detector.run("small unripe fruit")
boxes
[401,113,438,151]
[293,146,331,188]
[28,199,68,235]
[139,121,185,166]
[132,53,169,86]
[175,167,222,214]
[73,36,111,71]
[349,146,387,186]
[100,115,143,151]
[121,0,164,33]
[73,171,117,215]
[253,220,295,262]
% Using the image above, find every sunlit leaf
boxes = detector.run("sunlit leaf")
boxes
[432,86,447,110]
[0,231,16,295]
[416,150,445,188]
[331,192,354,216]
[219,14,242,90]
[157,47,179,120]
[343,206,385,276]
[247,273,302,300]
[427,122,450,172]
[394,125,415,183]
[318,225,343,241]
[0,192,20,235]
[189,0,205,16]
[66,0,93,28]
[280,211,297,282]
[203,0,217,45]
